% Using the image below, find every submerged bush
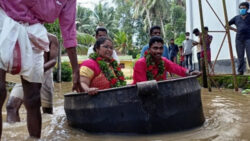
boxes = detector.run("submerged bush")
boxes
[198,75,250,89]
[53,62,72,82]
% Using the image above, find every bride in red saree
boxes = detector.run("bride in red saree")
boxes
[79,37,126,95]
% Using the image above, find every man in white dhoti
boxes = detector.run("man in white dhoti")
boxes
[0,1,82,138]
[6,34,58,123]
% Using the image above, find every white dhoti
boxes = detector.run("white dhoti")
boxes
[0,8,49,83]
[9,68,54,108]
[9,83,24,100]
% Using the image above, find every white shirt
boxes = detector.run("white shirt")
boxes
[87,46,120,63]
[196,38,202,53]
[182,39,194,55]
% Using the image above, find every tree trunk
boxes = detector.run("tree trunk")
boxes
[160,17,166,39]
[146,9,152,28]
[177,0,184,7]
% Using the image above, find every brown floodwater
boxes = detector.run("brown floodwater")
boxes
[2,81,250,141]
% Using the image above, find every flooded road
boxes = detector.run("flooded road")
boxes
[2,81,250,141]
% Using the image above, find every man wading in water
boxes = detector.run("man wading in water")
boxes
[0,0,83,139]
[6,33,58,123]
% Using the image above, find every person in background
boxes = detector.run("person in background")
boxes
[140,26,169,59]
[182,32,195,70]
[193,27,213,73]
[169,39,179,63]
[133,36,200,84]
[229,2,250,75]
[192,29,202,71]
[179,46,185,67]
[87,27,119,63]
[203,27,213,73]
[6,33,58,123]
[80,37,126,95]
[247,0,250,12]
[0,1,82,138]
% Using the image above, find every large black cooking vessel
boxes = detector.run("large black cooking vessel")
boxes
[64,76,204,133]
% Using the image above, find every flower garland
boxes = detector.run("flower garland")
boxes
[144,51,165,81]
[89,53,126,88]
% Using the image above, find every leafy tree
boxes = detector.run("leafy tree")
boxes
[76,3,119,38]
[76,32,96,55]
[114,31,131,55]
[134,17,148,48]
[164,2,186,42]
[76,5,95,35]
[174,0,185,7]
[174,33,185,46]
[45,19,65,54]
[76,1,186,53]
[113,0,135,36]
[170,3,186,38]
[76,3,119,54]
[165,23,175,43]
[147,0,171,39]
[133,0,153,29]
[132,0,171,39]
[45,19,62,43]
[53,62,72,82]
[92,3,119,38]
[113,0,147,48]
[77,32,96,47]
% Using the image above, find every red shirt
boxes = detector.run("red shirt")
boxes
[132,57,187,84]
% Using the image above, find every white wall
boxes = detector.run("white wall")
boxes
[186,0,246,62]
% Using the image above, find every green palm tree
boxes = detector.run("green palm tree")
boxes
[113,0,148,47]
[92,3,119,38]
[76,5,95,35]
[164,3,186,40]
[76,3,118,38]
[77,32,96,55]
[133,0,171,39]
[114,31,129,55]
[133,0,152,28]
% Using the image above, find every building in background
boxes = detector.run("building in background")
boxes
[186,0,249,73]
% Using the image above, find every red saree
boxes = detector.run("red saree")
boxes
[80,59,110,90]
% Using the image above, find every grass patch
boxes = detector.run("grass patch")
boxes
[198,75,250,89]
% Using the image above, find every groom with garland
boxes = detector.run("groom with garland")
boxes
[133,36,200,84]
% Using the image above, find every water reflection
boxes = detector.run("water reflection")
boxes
[2,83,250,141]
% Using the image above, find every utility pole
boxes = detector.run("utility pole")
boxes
[222,0,238,91]
[198,0,212,92]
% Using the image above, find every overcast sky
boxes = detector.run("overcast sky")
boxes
[77,0,114,10]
